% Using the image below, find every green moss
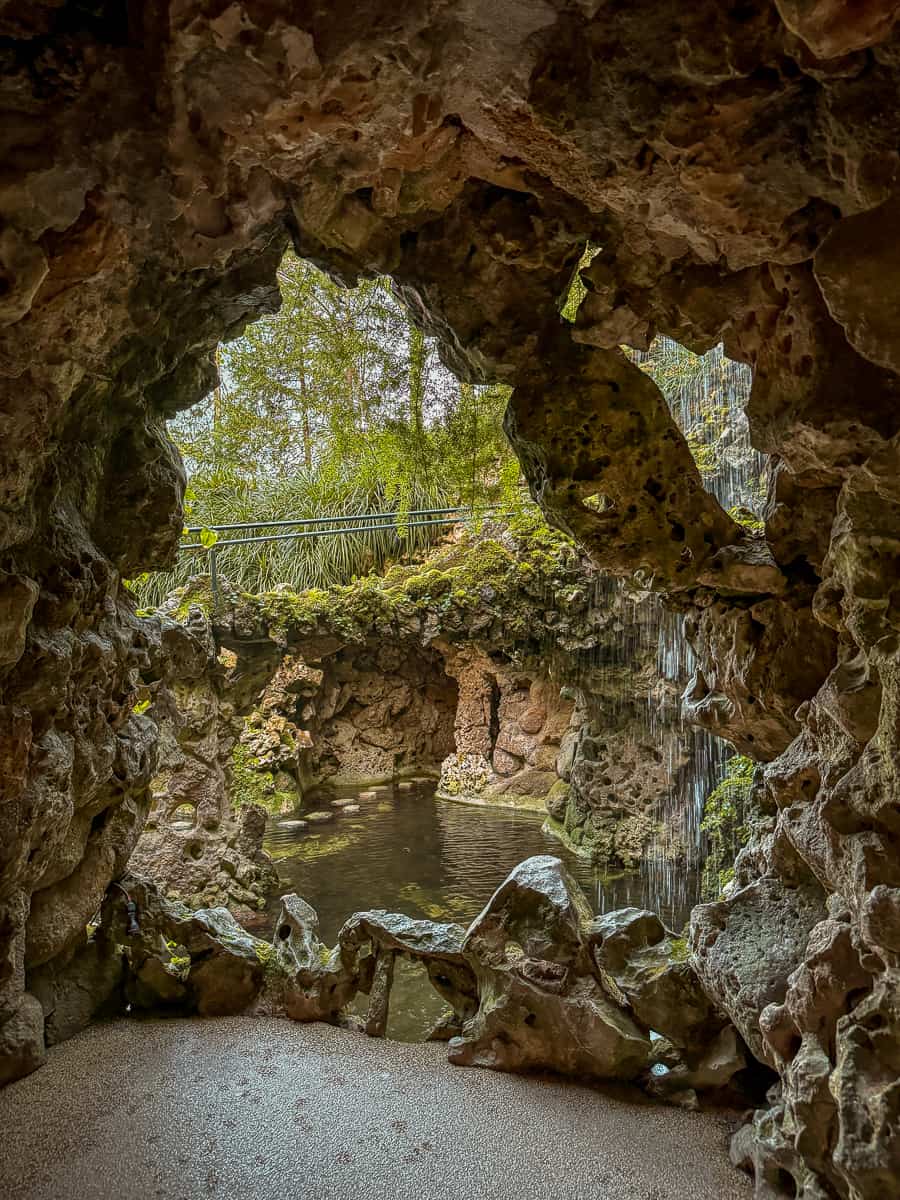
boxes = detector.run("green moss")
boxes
[245,510,584,652]
[728,505,765,533]
[668,936,689,962]
[230,741,297,813]
[171,580,215,622]
[700,755,755,899]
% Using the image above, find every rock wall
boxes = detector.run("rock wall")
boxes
[269,640,459,788]
[207,521,681,832]
[437,647,576,808]
[127,608,278,918]
[1,7,899,1197]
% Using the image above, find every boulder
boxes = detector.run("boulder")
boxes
[449,857,651,1080]
[28,937,123,1047]
[590,907,726,1055]
[269,894,367,1023]
[0,994,45,1088]
[99,875,269,1017]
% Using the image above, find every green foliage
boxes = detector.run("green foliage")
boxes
[728,504,765,533]
[135,252,525,606]
[243,511,579,650]
[700,755,755,899]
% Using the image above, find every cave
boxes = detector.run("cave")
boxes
[1,4,899,1199]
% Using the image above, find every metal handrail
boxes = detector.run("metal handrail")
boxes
[181,512,493,550]
[183,504,502,534]
[176,502,528,611]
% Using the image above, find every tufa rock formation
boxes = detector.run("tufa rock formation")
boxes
[88,856,746,1101]
[126,605,278,918]
[1,5,899,1197]
[132,517,692,911]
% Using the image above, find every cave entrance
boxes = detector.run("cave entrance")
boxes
[130,248,519,611]
[486,672,501,758]
[121,246,758,1060]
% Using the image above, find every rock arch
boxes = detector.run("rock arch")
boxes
[1,6,899,1194]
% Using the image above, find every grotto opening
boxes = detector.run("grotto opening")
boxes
[1,4,900,1200]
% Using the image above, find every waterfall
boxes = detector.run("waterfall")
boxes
[574,339,764,922]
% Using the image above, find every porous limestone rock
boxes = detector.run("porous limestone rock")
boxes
[0,994,45,1089]
[27,936,123,1048]
[448,856,652,1080]
[99,875,269,1017]
[338,909,478,1039]
[127,608,278,917]
[1,9,899,1198]
[268,893,368,1024]
[590,907,726,1056]
[691,874,828,1068]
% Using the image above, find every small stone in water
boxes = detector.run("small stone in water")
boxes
[339,804,361,815]
[278,818,308,829]
[305,810,335,824]
[358,790,378,800]
[396,782,414,791]
[330,799,357,808]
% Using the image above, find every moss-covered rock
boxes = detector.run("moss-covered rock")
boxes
[230,513,585,655]
[229,742,299,814]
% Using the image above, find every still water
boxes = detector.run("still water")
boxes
[263,779,701,1040]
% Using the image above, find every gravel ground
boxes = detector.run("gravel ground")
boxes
[0,1018,751,1200]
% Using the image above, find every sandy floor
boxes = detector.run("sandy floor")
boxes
[0,1018,751,1200]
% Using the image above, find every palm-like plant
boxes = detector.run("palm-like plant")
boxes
[132,254,525,606]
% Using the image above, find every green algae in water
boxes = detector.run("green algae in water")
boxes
[269,830,363,863]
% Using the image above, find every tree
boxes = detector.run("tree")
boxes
[136,253,526,604]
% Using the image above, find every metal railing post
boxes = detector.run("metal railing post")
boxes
[209,545,219,612]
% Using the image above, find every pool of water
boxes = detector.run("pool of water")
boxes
[262,779,702,1041]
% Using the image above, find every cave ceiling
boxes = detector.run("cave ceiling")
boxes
[1,9,899,1194]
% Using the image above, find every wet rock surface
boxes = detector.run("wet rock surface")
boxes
[0,5,899,1196]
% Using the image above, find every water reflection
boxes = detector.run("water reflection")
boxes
[264,781,701,941]
[263,779,702,1040]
